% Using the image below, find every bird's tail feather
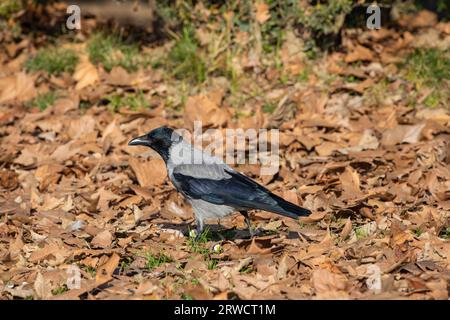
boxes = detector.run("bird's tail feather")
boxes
[268,194,311,219]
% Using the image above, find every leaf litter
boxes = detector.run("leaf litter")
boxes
[0,5,449,300]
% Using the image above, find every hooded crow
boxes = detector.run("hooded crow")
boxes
[128,126,311,235]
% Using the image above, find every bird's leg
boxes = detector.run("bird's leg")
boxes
[194,218,204,240]
[240,211,254,237]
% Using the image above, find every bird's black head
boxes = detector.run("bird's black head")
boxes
[128,126,182,162]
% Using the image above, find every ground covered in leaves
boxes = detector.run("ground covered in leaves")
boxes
[0,3,449,300]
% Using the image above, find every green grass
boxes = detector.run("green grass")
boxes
[239,266,253,274]
[25,48,78,75]
[263,103,277,114]
[297,69,310,82]
[52,285,68,296]
[104,91,149,111]
[413,228,423,237]
[364,78,389,107]
[355,227,368,239]
[403,48,450,108]
[207,258,219,270]
[181,293,193,300]
[145,252,173,270]
[168,27,206,84]
[186,227,222,270]
[27,92,57,111]
[87,33,140,72]
[439,227,450,239]
[79,264,96,277]
[0,0,21,19]
[187,227,211,254]
[297,0,352,47]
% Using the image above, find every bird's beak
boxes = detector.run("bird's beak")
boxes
[128,134,150,147]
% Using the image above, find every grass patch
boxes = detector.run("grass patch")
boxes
[239,265,254,274]
[207,258,219,270]
[403,48,450,107]
[262,102,277,114]
[79,264,96,277]
[413,228,423,237]
[27,92,57,111]
[52,284,68,296]
[104,91,149,111]
[0,0,21,19]
[87,33,140,72]
[167,27,206,84]
[355,227,368,239]
[364,78,389,107]
[186,227,222,270]
[25,48,78,75]
[297,69,310,82]
[145,252,173,270]
[181,293,193,300]
[297,0,352,49]
[187,227,211,254]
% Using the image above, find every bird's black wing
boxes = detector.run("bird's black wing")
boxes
[172,164,310,218]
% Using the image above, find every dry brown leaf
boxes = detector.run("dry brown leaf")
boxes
[315,141,342,157]
[299,211,327,223]
[95,253,120,286]
[341,78,374,94]
[184,93,230,128]
[339,166,363,200]
[381,123,425,146]
[0,72,36,104]
[398,10,437,29]
[255,2,271,24]
[74,55,100,91]
[91,230,113,248]
[34,273,53,300]
[35,164,64,191]
[0,169,19,190]
[340,218,352,240]
[311,268,349,298]
[345,45,374,63]
[129,158,167,188]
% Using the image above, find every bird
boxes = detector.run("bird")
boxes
[128,126,311,236]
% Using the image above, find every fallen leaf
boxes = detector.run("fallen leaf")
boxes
[34,273,53,299]
[91,230,113,248]
[74,55,99,91]
[340,218,352,240]
[299,211,327,223]
[184,93,230,128]
[0,72,36,104]
[129,158,167,188]
[381,123,426,146]
[311,268,349,299]
[255,2,270,24]
[339,167,363,200]
[95,253,120,286]
[345,45,374,63]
